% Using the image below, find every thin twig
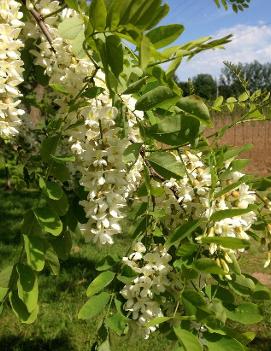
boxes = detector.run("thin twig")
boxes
[43,4,66,19]
[21,0,56,53]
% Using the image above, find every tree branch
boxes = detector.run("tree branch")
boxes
[21,0,56,53]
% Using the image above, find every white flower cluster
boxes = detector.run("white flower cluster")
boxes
[0,0,24,138]
[163,149,256,274]
[70,104,141,245]
[121,242,172,339]
[25,0,143,245]
[25,1,94,106]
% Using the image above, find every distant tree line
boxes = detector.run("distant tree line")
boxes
[177,60,271,100]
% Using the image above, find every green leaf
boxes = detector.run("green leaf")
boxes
[139,35,153,69]
[123,77,147,94]
[201,237,250,249]
[145,316,171,328]
[214,175,253,199]
[238,92,249,102]
[64,0,79,10]
[48,192,69,216]
[210,205,256,222]
[0,287,8,302]
[49,162,70,182]
[49,231,72,260]
[39,178,64,200]
[145,114,200,146]
[16,264,38,313]
[89,0,107,31]
[205,334,246,351]
[82,86,104,99]
[193,258,225,275]
[96,255,118,271]
[23,235,45,272]
[106,35,123,77]
[182,289,206,316]
[135,86,179,111]
[21,211,42,237]
[58,16,84,40]
[174,327,202,351]
[147,3,170,29]
[226,303,263,325]
[123,143,142,165]
[176,243,198,258]
[251,176,271,191]
[147,152,185,180]
[166,219,203,248]
[0,265,14,288]
[86,271,115,297]
[177,95,211,126]
[45,247,60,275]
[41,135,59,162]
[51,155,76,163]
[213,96,224,110]
[229,274,255,296]
[223,144,252,161]
[49,83,69,95]
[9,290,39,324]
[105,312,127,336]
[166,55,183,78]
[78,292,110,320]
[98,338,111,351]
[252,279,271,300]
[146,24,184,49]
[34,207,63,236]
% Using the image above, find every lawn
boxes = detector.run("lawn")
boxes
[0,183,271,351]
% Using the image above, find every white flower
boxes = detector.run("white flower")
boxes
[121,243,171,337]
[0,0,24,138]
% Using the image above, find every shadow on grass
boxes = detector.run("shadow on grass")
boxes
[0,186,39,244]
[61,255,96,275]
[0,334,75,351]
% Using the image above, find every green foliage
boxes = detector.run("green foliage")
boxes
[86,271,115,297]
[146,24,184,49]
[2,1,271,350]
[193,258,226,275]
[135,86,179,111]
[16,264,38,313]
[147,152,185,179]
[214,0,251,12]
[145,114,200,146]
[23,235,45,272]
[166,219,203,248]
[174,327,202,351]
[78,292,111,320]
[34,207,63,236]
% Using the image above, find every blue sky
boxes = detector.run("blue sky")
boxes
[162,0,271,80]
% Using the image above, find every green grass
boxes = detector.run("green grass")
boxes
[0,183,271,350]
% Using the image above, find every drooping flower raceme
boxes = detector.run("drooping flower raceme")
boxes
[121,242,172,339]
[161,149,256,275]
[0,0,24,138]
[24,0,143,245]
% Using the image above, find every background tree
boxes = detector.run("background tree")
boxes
[219,61,271,97]
[193,74,217,100]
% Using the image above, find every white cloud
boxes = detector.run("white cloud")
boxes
[177,23,271,80]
